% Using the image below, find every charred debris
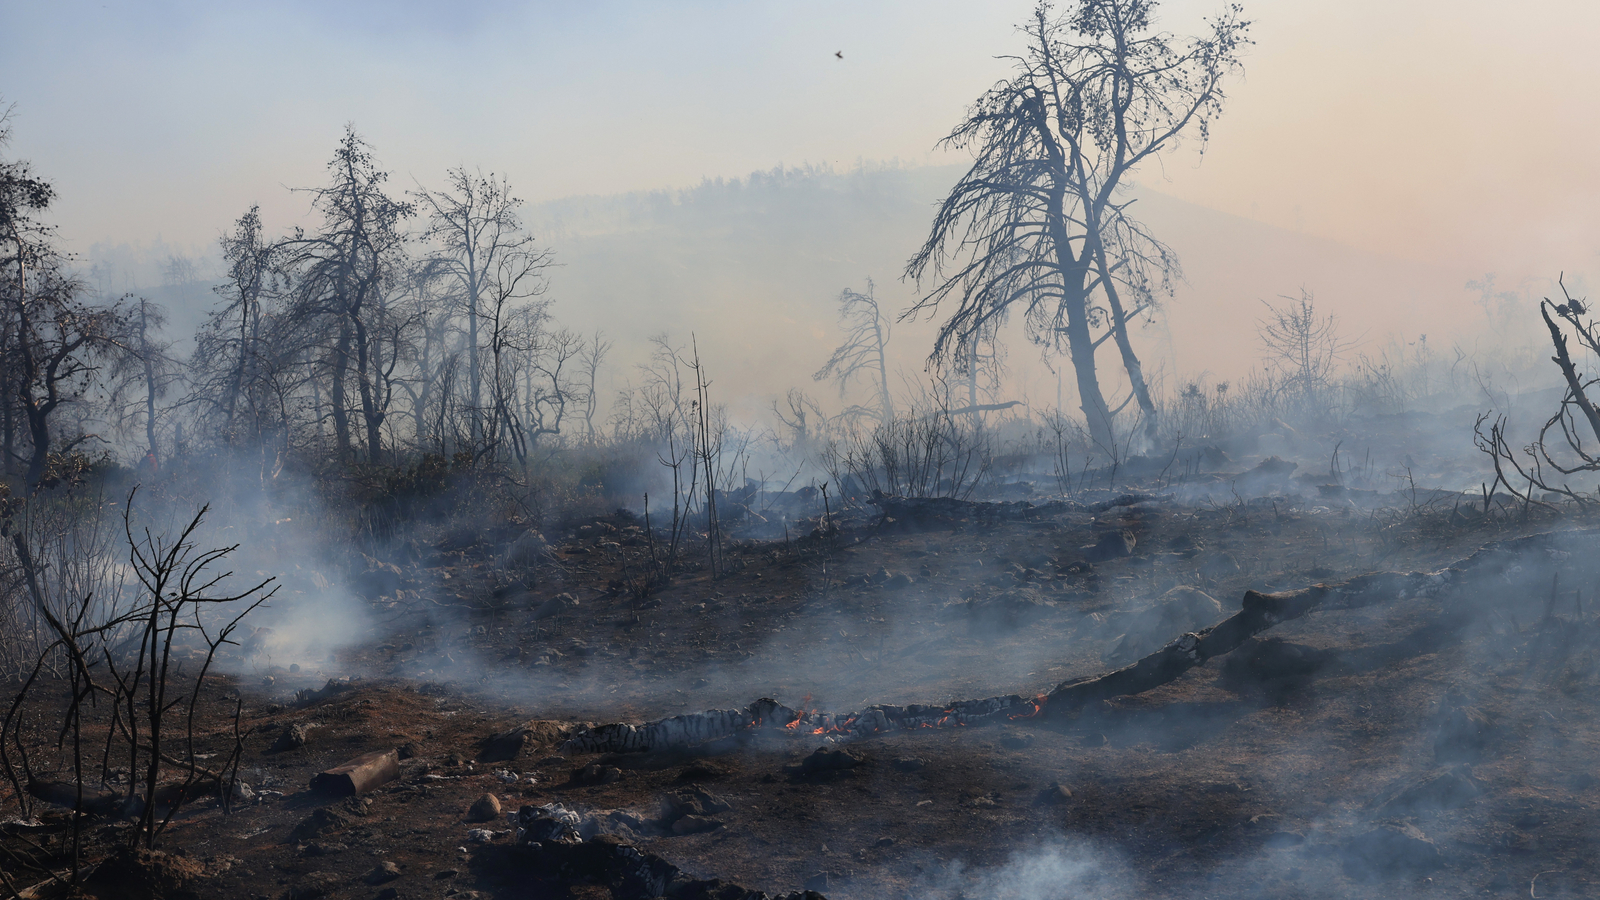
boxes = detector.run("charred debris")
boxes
[8,464,1600,898]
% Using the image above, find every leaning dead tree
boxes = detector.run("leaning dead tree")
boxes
[905,0,1250,450]
[1475,277,1600,506]
[561,528,1575,755]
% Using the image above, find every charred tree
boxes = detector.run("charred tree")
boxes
[514,323,581,458]
[0,113,131,489]
[0,105,55,483]
[413,168,550,454]
[107,296,184,469]
[1475,277,1600,506]
[906,0,1249,449]
[194,205,278,447]
[277,127,412,465]
[814,279,895,426]
[1257,289,1353,420]
[578,330,612,444]
[387,261,456,455]
[7,269,127,490]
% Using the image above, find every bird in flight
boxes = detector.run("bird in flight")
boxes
[835,51,843,59]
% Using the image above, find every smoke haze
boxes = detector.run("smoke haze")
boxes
[3,1,1596,411]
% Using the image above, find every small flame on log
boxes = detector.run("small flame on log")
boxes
[783,693,815,730]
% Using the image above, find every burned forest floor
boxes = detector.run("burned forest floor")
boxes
[8,452,1600,900]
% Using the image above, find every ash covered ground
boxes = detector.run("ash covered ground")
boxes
[7,408,1600,900]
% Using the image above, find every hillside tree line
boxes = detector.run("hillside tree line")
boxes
[1,119,607,491]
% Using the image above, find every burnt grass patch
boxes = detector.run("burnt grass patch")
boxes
[5,491,1600,899]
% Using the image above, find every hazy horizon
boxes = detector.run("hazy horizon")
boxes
[4,0,1595,428]
[7,0,1598,268]
[58,159,1558,429]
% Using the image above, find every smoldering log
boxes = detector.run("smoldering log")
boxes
[562,530,1598,755]
[1045,584,1345,713]
[1044,529,1590,714]
[561,694,1047,755]
[562,707,759,754]
[309,749,400,796]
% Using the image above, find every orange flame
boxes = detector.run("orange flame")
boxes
[1006,694,1049,720]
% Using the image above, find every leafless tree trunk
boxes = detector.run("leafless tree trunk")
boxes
[109,296,182,469]
[580,330,611,443]
[278,127,412,465]
[329,318,353,458]
[905,0,1248,449]
[815,279,896,426]
[413,169,549,453]
[211,206,274,442]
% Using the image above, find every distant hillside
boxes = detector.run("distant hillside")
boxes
[75,161,1550,424]
[525,162,1529,419]
[524,164,963,416]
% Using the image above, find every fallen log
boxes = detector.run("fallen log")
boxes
[26,777,223,817]
[1045,583,1349,713]
[562,706,758,755]
[309,749,400,796]
[1086,492,1176,512]
[945,400,1023,416]
[560,529,1597,754]
[1044,529,1589,714]
[26,780,125,816]
[560,694,1047,755]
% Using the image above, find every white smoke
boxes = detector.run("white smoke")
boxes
[921,837,1132,900]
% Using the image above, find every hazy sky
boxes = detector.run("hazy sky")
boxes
[3,0,1596,287]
